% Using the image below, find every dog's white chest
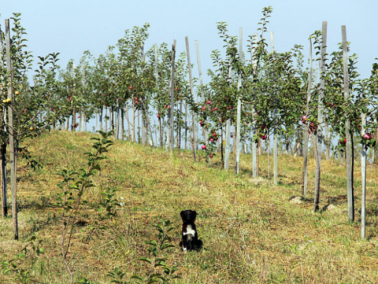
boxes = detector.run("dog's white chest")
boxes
[183,225,196,240]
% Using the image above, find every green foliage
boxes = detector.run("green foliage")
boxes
[107,219,180,284]
[55,130,114,282]
[0,235,45,284]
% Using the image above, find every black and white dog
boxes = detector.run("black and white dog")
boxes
[179,210,203,252]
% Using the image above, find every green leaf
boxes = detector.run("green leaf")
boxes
[140,257,151,264]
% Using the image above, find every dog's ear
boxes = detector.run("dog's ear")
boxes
[180,211,185,219]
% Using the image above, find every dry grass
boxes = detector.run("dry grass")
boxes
[1,130,378,283]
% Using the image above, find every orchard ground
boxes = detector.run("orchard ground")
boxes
[1,130,378,283]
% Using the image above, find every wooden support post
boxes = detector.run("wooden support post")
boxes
[302,38,313,197]
[271,31,278,185]
[314,21,327,212]
[0,27,7,217]
[236,27,243,174]
[5,19,18,239]
[169,40,176,153]
[195,40,208,163]
[342,25,354,222]
[224,120,231,169]
[361,113,367,239]
[252,33,258,177]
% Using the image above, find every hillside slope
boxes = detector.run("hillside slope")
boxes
[1,131,378,283]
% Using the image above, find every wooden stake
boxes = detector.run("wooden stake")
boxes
[271,31,278,185]
[224,120,231,169]
[342,25,354,222]
[361,113,367,238]
[170,40,176,153]
[185,36,196,160]
[195,40,209,163]
[302,37,313,197]
[5,19,18,239]
[0,28,7,217]
[252,33,258,177]
[235,28,243,174]
[314,21,327,212]
[224,56,234,170]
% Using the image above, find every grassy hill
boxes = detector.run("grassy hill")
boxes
[1,130,378,283]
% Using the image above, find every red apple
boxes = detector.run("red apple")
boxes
[261,134,267,140]
[209,154,213,158]
[210,138,214,143]
[207,100,212,104]
[175,87,178,91]
[167,105,171,109]
[212,132,217,137]
[214,107,218,111]
[157,114,160,118]
[363,133,370,139]
[260,125,266,130]
[246,113,249,116]
[129,86,133,90]
[201,145,206,150]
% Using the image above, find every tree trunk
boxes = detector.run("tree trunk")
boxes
[312,133,320,211]
[72,107,76,131]
[105,107,108,133]
[0,27,6,218]
[96,108,99,131]
[132,101,135,142]
[99,107,103,131]
[224,120,231,169]
[159,118,162,147]
[220,119,224,165]
[325,121,330,160]
[1,143,7,217]
[121,107,124,140]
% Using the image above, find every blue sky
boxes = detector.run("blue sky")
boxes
[2,0,377,81]
[2,0,378,148]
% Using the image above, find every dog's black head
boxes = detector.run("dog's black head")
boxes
[180,210,197,223]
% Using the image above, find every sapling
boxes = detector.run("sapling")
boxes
[55,130,114,284]
[107,218,180,284]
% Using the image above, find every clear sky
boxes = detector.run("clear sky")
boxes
[2,0,377,80]
[2,0,378,147]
